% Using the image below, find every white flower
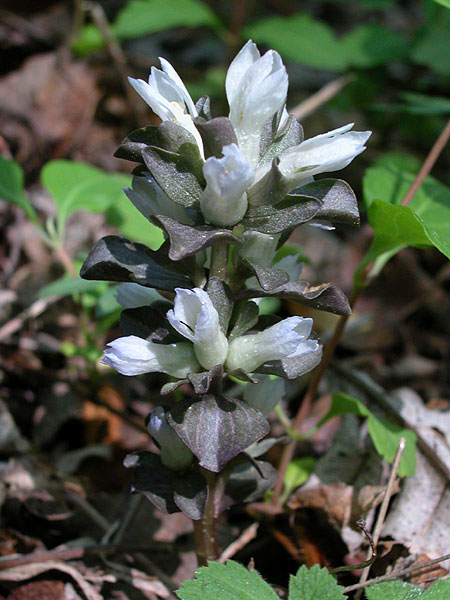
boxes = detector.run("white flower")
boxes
[100,335,200,378]
[225,316,318,373]
[125,173,192,224]
[200,144,254,226]
[277,124,371,187]
[114,283,164,309]
[238,231,280,268]
[148,406,193,470]
[226,40,288,167]
[167,288,228,370]
[129,58,204,158]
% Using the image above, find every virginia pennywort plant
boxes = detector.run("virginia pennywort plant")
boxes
[81,40,370,564]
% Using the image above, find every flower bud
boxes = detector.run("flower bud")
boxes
[148,406,193,471]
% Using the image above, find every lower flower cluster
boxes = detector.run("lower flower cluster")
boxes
[102,286,319,380]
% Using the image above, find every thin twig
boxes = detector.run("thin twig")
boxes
[401,116,450,206]
[331,520,376,574]
[343,552,450,593]
[219,523,259,562]
[355,438,406,599]
[290,75,354,121]
[82,1,146,125]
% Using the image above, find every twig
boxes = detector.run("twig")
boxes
[219,523,259,562]
[343,552,450,593]
[82,2,146,125]
[290,75,354,121]
[331,520,376,574]
[401,116,450,206]
[0,297,59,342]
[354,438,406,599]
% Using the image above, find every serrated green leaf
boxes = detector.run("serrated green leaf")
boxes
[0,156,39,224]
[38,277,106,299]
[288,564,346,600]
[367,578,450,599]
[246,15,347,71]
[41,160,131,234]
[176,560,280,600]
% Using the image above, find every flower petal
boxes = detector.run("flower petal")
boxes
[225,40,260,106]
[101,335,199,378]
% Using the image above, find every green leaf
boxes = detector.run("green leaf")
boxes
[433,0,450,8]
[38,277,106,298]
[367,578,450,599]
[320,394,416,477]
[283,457,316,498]
[73,0,220,55]
[41,160,131,234]
[0,156,39,224]
[106,196,164,249]
[399,93,450,116]
[176,560,280,600]
[341,25,409,68]
[356,162,450,282]
[113,0,219,39]
[288,564,346,600]
[367,416,416,477]
[412,10,450,75]
[246,15,347,71]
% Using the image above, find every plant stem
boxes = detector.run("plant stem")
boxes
[210,244,229,280]
[194,469,219,566]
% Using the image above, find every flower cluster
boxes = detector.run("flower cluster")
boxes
[81,40,369,508]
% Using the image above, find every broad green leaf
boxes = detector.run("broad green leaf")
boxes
[176,560,279,600]
[106,196,164,249]
[434,0,450,7]
[367,416,416,477]
[399,93,450,115]
[367,578,450,599]
[245,15,347,71]
[0,156,39,224]
[288,565,345,600]
[113,0,219,39]
[361,162,450,266]
[38,277,106,298]
[283,457,315,499]
[341,25,409,68]
[320,394,416,477]
[412,11,450,75]
[41,160,131,234]
[73,0,220,54]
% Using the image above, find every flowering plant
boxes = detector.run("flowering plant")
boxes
[81,40,369,564]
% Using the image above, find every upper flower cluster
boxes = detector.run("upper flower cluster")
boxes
[127,40,370,229]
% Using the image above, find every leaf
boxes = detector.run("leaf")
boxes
[113,0,219,39]
[241,194,322,234]
[142,147,204,208]
[114,126,158,163]
[397,92,450,116]
[283,457,316,499]
[206,277,233,334]
[0,156,39,223]
[154,216,239,261]
[176,560,280,600]
[106,196,164,249]
[41,160,130,232]
[259,114,304,169]
[357,162,450,281]
[434,0,450,7]
[257,343,322,380]
[412,10,450,76]
[320,394,416,477]
[340,25,409,68]
[246,15,347,71]
[120,305,181,344]
[80,235,194,291]
[238,281,351,316]
[366,579,450,599]
[289,565,345,599]
[224,459,278,506]
[38,277,105,299]
[298,179,360,227]
[228,301,260,341]
[124,451,207,520]
[241,258,290,292]
[168,395,270,472]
